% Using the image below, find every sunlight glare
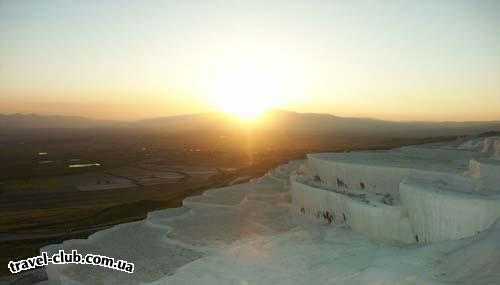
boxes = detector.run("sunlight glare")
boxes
[203,47,309,121]
[211,64,280,120]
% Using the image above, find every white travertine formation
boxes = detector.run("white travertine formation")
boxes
[481,136,500,159]
[301,137,500,244]
[40,136,500,285]
[290,178,414,244]
[400,174,500,243]
[307,147,478,197]
[468,158,500,191]
[434,218,500,283]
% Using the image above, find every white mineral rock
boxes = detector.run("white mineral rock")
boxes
[39,137,500,285]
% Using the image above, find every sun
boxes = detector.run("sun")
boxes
[201,47,310,121]
[206,59,285,121]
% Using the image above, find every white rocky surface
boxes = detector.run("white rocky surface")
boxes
[39,136,500,284]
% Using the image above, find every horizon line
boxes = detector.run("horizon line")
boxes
[2,110,500,124]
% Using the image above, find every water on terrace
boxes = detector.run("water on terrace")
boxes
[309,146,485,174]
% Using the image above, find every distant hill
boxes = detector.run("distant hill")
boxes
[0,114,115,129]
[133,110,500,137]
[2,111,500,137]
[133,112,235,131]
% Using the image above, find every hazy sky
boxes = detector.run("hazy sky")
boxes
[1,0,499,121]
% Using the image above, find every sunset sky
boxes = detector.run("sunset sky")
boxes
[1,1,499,121]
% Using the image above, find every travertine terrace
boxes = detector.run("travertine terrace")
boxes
[294,136,500,244]
[39,136,500,284]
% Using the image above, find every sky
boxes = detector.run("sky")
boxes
[1,0,499,121]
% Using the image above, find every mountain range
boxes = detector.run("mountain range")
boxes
[1,111,500,137]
